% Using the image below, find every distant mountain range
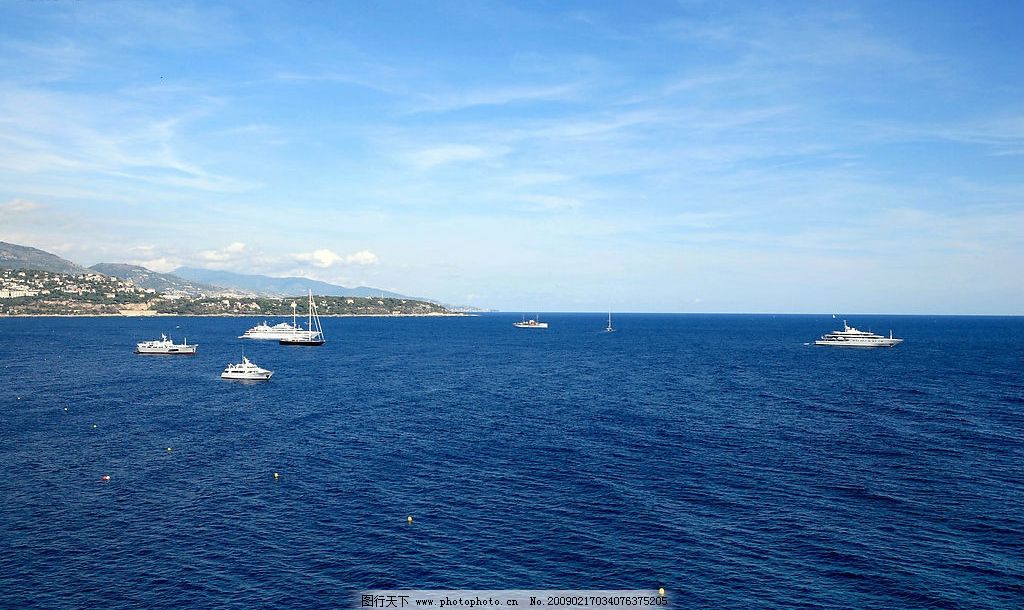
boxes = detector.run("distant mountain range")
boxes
[0,241,91,275]
[172,267,410,299]
[0,240,415,299]
[88,263,230,297]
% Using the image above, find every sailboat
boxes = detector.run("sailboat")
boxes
[279,290,325,346]
[605,309,615,333]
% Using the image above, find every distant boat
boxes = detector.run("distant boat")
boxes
[513,315,548,329]
[280,290,325,346]
[135,334,197,355]
[221,356,273,381]
[814,320,902,348]
[605,309,615,333]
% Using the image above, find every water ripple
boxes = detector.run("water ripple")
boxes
[1,314,1022,608]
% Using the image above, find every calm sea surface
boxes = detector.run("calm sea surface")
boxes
[1,314,1022,608]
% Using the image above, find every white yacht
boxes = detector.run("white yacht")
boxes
[135,334,198,355]
[238,320,303,340]
[513,315,548,329]
[220,356,273,381]
[815,321,902,348]
[605,310,615,333]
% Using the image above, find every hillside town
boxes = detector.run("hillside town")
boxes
[0,268,154,299]
[0,268,457,316]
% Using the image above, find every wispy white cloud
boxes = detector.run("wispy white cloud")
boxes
[0,39,94,84]
[200,242,247,263]
[293,248,379,268]
[0,86,250,193]
[293,248,342,268]
[412,83,580,113]
[859,115,1024,155]
[0,198,43,215]
[345,250,379,266]
[519,194,582,211]
[658,6,929,71]
[669,211,736,230]
[67,2,245,50]
[274,70,405,96]
[135,257,181,273]
[404,144,508,170]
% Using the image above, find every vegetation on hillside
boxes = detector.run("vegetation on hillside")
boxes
[0,268,455,316]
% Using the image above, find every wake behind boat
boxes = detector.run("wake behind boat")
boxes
[135,334,197,355]
[221,356,273,381]
[815,321,902,348]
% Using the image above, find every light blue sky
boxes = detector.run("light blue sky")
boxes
[1,1,1022,313]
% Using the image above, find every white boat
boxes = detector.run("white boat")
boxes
[605,310,615,333]
[135,334,197,355]
[238,320,303,340]
[513,315,548,329]
[220,356,273,380]
[280,290,325,346]
[814,321,902,348]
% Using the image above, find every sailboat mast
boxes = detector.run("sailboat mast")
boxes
[316,294,323,335]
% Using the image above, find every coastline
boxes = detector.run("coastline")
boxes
[0,312,474,318]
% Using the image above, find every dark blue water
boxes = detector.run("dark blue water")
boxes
[1,314,1022,608]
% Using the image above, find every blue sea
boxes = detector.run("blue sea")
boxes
[1,314,1022,608]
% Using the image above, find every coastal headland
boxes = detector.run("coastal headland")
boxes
[0,268,464,317]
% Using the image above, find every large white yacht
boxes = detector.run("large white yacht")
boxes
[220,356,273,381]
[815,321,902,348]
[238,320,303,340]
[513,316,548,329]
[135,334,198,355]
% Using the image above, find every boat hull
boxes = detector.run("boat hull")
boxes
[279,338,325,346]
[220,371,273,380]
[814,339,902,348]
[135,346,198,355]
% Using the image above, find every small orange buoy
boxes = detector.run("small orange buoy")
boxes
[100,474,111,482]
